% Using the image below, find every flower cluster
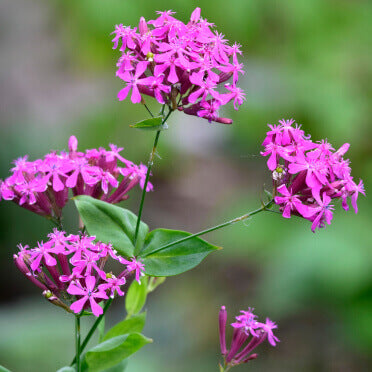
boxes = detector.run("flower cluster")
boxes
[0,136,152,219]
[112,8,245,124]
[13,229,145,316]
[261,119,365,232]
[219,306,279,368]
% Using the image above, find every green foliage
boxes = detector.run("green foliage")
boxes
[130,116,166,131]
[74,196,149,257]
[103,313,146,341]
[0,366,12,372]
[139,229,220,276]
[125,277,148,316]
[84,333,152,372]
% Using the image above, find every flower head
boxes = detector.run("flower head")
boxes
[261,119,365,232]
[0,136,152,219]
[14,231,146,316]
[219,306,279,369]
[112,8,245,124]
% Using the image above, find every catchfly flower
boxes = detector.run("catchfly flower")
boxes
[219,306,279,369]
[0,136,153,220]
[112,8,245,124]
[13,229,145,316]
[261,119,365,232]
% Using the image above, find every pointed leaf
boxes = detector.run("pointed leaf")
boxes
[74,195,148,257]
[130,116,165,131]
[85,333,152,372]
[139,229,220,276]
[103,313,146,341]
[125,277,148,316]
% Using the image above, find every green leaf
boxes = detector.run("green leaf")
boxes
[103,312,146,341]
[0,366,12,372]
[125,277,148,316]
[130,116,165,131]
[104,360,128,372]
[85,333,152,372]
[147,276,166,292]
[74,195,149,257]
[56,368,76,372]
[139,229,220,276]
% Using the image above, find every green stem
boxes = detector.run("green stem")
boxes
[75,315,81,372]
[142,199,274,257]
[133,108,173,246]
[71,298,113,366]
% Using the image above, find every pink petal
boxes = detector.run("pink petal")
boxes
[85,276,96,292]
[70,296,88,314]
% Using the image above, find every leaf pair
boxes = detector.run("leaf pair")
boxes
[74,196,220,277]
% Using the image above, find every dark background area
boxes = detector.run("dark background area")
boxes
[0,1,371,371]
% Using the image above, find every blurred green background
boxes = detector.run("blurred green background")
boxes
[0,0,371,371]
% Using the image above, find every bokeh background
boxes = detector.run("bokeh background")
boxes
[1,0,371,371]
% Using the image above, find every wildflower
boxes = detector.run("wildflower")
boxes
[0,136,152,219]
[112,8,245,124]
[14,230,146,316]
[261,118,365,232]
[218,306,279,369]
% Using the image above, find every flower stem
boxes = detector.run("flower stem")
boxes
[142,199,274,257]
[133,108,173,246]
[70,298,113,366]
[75,315,81,372]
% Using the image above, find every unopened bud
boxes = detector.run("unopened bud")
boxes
[68,135,78,153]
[272,165,286,181]
[190,7,201,23]
[146,52,154,62]
[139,17,149,35]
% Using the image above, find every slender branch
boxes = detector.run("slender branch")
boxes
[133,107,173,246]
[70,298,113,366]
[144,103,154,118]
[142,199,274,257]
[75,315,81,372]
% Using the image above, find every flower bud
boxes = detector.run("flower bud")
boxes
[139,17,149,35]
[68,135,78,153]
[190,7,201,23]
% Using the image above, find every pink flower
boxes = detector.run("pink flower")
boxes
[119,257,145,283]
[112,8,245,124]
[1,136,151,218]
[219,306,279,368]
[261,118,365,232]
[68,276,108,316]
[15,231,135,316]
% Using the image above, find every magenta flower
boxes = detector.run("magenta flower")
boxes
[68,276,108,316]
[219,306,279,369]
[112,8,245,124]
[14,231,147,317]
[0,136,151,219]
[261,118,365,232]
[119,257,145,283]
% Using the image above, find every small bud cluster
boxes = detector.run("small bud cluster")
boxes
[0,136,152,219]
[261,119,365,232]
[219,306,279,367]
[14,229,145,316]
[112,8,245,124]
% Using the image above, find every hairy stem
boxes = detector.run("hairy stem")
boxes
[142,199,275,257]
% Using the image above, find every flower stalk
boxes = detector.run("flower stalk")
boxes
[141,199,274,257]
[75,315,81,372]
[133,108,173,245]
